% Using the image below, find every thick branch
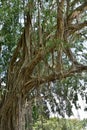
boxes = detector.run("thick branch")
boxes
[56,0,64,72]
[64,47,79,65]
[23,64,87,96]
[68,2,87,21]
[9,11,31,71]
[24,48,45,76]
[69,21,87,34]
[23,43,56,77]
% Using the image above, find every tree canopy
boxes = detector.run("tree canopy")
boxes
[0,0,87,130]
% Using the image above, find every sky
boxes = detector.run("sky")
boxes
[71,94,87,120]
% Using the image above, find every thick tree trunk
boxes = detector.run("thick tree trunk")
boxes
[0,98,19,130]
[0,92,31,130]
[0,62,26,130]
[0,8,32,130]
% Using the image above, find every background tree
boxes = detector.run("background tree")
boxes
[0,0,87,130]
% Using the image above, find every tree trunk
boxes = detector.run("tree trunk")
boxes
[0,60,27,130]
[0,97,21,130]
[0,89,30,130]
[0,7,32,130]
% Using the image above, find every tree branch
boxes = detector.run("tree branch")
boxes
[64,47,79,65]
[69,21,87,34]
[23,64,87,96]
[68,2,87,22]
[23,42,56,78]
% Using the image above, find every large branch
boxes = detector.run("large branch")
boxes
[68,2,87,22]
[21,43,56,78]
[9,11,31,71]
[64,47,79,65]
[23,64,87,96]
[23,48,45,76]
[69,21,87,34]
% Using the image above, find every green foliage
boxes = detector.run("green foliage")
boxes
[32,105,39,121]
[33,118,87,130]
[0,0,23,88]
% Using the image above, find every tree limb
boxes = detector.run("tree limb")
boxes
[64,47,78,65]
[23,64,87,96]
[68,2,87,22]
[69,21,87,34]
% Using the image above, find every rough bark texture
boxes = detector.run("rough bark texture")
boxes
[0,1,87,130]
